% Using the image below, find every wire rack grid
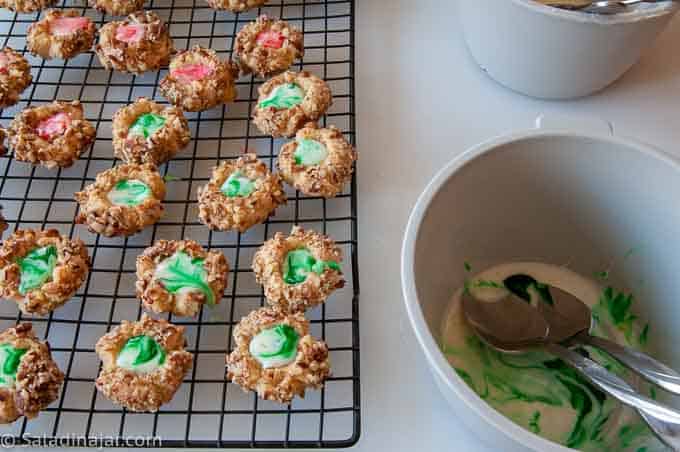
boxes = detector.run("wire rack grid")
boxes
[0,0,359,448]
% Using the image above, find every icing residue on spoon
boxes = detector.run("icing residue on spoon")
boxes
[116,24,146,44]
[36,112,71,141]
[50,17,91,37]
[171,63,213,83]
[443,262,659,451]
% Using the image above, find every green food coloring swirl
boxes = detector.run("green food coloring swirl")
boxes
[107,179,151,207]
[220,171,255,198]
[294,139,328,166]
[128,113,166,139]
[258,83,304,109]
[116,335,165,374]
[17,245,57,295]
[282,248,340,285]
[249,324,299,368]
[154,251,215,305]
[0,344,27,388]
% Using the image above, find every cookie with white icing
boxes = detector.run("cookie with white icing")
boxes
[0,229,90,315]
[197,153,286,232]
[112,97,190,165]
[252,225,344,313]
[95,315,193,412]
[27,10,96,60]
[74,163,165,237]
[252,71,332,138]
[277,123,356,198]
[227,307,330,403]
[8,100,95,169]
[0,323,64,423]
[136,239,229,317]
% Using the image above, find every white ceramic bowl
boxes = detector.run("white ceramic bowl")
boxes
[457,0,680,99]
[401,124,680,451]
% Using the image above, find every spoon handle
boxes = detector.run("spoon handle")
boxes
[577,332,680,396]
[545,343,680,450]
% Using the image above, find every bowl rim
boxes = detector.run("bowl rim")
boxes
[509,0,679,24]
[400,128,680,452]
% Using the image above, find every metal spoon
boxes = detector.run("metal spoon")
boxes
[462,292,680,450]
[540,286,680,396]
[542,0,671,15]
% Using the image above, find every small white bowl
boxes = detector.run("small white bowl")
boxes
[401,122,680,451]
[457,0,680,99]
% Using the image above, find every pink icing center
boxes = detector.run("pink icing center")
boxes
[36,112,71,141]
[0,53,8,74]
[50,17,91,37]
[170,63,214,83]
[256,30,285,49]
[115,24,146,44]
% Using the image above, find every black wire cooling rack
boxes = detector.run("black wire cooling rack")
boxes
[0,0,359,447]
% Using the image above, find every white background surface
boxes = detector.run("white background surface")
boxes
[355,1,680,451]
[12,1,680,451]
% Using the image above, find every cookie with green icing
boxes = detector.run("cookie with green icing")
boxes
[252,70,332,138]
[0,323,64,424]
[95,315,193,412]
[197,153,287,232]
[112,97,190,166]
[75,163,166,237]
[278,123,357,198]
[227,307,330,403]
[0,229,90,316]
[136,239,229,317]
[253,225,344,313]
[234,15,304,78]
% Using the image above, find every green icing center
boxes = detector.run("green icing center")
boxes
[116,335,165,374]
[258,83,304,109]
[220,171,256,198]
[282,248,340,285]
[294,139,328,166]
[0,344,27,388]
[107,179,151,206]
[154,251,215,306]
[17,245,57,295]
[249,324,299,368]
[128,113,166,139]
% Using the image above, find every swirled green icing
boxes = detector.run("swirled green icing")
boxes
[0,344,27,388]
[282,248,340,285]
[128,113,166,139]
[107,179,151,206]
[116,335,165,374]
[17,245,57,295]
[220,171,255,198]
[294,139,328,166]
[258,83,304,109]
[154,251,215,305]
[446,266,658,451]
[249,324,299,368]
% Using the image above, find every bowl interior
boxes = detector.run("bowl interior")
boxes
[413,133,680,376]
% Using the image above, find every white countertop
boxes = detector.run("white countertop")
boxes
[355,1,680,451]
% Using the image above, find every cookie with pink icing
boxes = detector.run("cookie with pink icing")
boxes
[7,100,96,169]
[234,15,304,78]
[95,11,174,74]
[159,45,238,112]
[89,0,144,17]
[27,10,96,60]
[0,48,32,109]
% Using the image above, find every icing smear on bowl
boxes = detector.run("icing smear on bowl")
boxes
[441,262,662,452]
